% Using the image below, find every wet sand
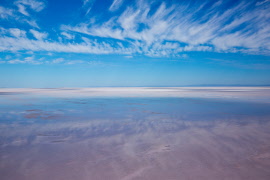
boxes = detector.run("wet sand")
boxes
[0,87,270,180]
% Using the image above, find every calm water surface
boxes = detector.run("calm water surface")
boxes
[1,93,270,180]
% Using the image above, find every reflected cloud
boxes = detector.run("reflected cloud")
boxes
[1,90,270,179]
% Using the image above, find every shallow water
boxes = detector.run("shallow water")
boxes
[1,89,270,180]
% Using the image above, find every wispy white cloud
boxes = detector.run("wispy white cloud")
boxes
[65,60,84,65]
[1,1,44,28]
[64,0,270,56]
[256,0,270,6]
[0,6,14,19]
[15,0,46,13]
[7,59,25,64]
[61,32,74,40]
[82,0,96,15]
[109,0,124,11]
[52,58,64,64]
[25,19,39,28]
[9,28,27,38]
[0,36,134,55]
[17,4,29,16]
[7,56,43,64]
[2,55,109,65]
[30,29,48,40]
[87,60,105,66]
[1,0,270,58]
[124,55,133,59]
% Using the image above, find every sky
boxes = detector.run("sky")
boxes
[0,0,270,87]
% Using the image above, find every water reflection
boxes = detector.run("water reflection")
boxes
[1,93,270,180]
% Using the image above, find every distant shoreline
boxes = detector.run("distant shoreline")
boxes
[1,87,270,103]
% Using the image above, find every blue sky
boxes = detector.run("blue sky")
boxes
[0,0,270,87]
